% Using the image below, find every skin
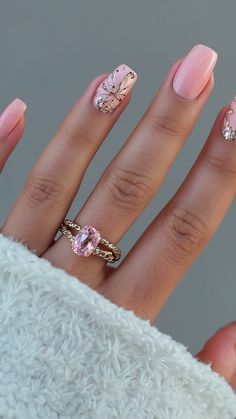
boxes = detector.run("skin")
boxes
[1,57,236,389]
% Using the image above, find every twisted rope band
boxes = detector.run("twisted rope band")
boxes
[60,219,121,263]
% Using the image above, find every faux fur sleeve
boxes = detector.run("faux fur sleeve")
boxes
[0,233,235,419]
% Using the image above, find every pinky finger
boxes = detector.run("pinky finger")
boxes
[0,98,27,173]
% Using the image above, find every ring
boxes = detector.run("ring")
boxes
[59,219,121,263]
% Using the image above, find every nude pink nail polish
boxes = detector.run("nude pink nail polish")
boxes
[173,44,218,99]
[0,98,27,138]
[221,97,236,141]
[93,64,137,114]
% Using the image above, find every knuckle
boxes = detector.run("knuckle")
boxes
[204,154,236,179]
[64,126,97,152]
[104,165,153,211]
[164,205,209,257]
[24,175,66,207]
[147,113,184,139]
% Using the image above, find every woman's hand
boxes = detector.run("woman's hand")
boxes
[1,44,236,388]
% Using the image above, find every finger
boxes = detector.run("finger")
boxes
[101,101,236,323]
[196,322,236,389]
[0,98,26,173]
[47,44,217,285]
[1,65,137,253]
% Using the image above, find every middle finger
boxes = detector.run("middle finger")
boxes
[104,104,236,323]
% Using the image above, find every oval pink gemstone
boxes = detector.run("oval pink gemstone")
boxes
[71,225,101,257]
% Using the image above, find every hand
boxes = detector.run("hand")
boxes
[1,44,236,388]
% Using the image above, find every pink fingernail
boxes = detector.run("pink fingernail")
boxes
[221,97,236,141]
[93,64,137,114]
[173,44,218,99]
[0,98,27,138]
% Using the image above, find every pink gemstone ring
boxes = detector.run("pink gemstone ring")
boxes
[59,219,121,263]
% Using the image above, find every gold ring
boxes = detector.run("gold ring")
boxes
[59,219,121,263]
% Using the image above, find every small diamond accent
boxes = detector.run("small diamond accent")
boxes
[94,96,104,108]
[222,124,236,141]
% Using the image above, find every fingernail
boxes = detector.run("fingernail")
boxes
[93,64,137,114]
[0,98,27,138]
[173,44,218,99]
[221,97,236,141]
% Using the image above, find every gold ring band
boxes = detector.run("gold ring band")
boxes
[59,219,121,263]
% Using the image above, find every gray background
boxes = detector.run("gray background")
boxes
[0,0,235,355]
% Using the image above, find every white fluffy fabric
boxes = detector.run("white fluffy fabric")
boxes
[0,233,235,419]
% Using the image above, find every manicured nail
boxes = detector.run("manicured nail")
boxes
[93,64,137,114]
[0,98,27,138]
[173,44,218,99]
[221,97,236,141]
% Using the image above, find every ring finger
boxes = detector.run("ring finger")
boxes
[46,44,217,286]
[1,65,137,253]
